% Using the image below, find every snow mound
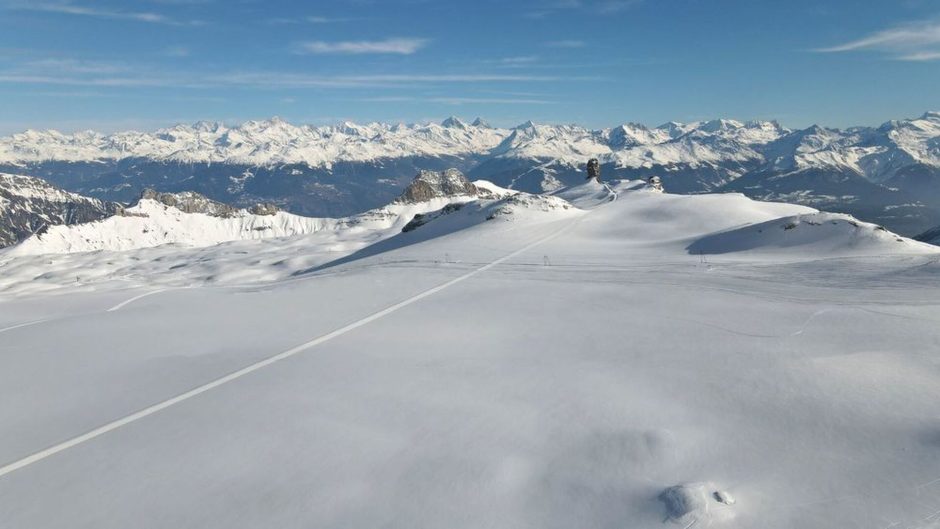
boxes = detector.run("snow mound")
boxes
[553,178,647,209]
[471,179,517,199]
[553,179,616,208]
[659,483,736,525]
[487,193,574,219]
[687,212,936,257]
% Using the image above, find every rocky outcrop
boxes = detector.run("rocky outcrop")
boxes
[0,173,123,248]
[139,189,236,218]
[394,169,478,204]
[248,203,280,216]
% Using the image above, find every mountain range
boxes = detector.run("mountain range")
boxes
[1,112,939,237]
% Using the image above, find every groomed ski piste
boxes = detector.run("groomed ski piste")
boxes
[1,179,940,528]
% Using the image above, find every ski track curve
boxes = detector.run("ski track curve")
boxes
[0,208,594,480]
[106,288,179,312]
[0,319,49,335]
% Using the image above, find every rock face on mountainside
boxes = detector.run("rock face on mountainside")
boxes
[0,173,123,248]
[394,169,478,204]
[2,113,940,235]
[139,189,237,218]
[915,225,940,246]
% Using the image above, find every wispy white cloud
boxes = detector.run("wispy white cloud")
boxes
[296,38,429,55]
[216,72,565,88]
[0,59,571,89]
[353,96,555,105]
[266,15,357,25]
[595,0,641,13]
[899,50,940,61]
[526,0,640,18]
[305,15,354,23]
[431,97,554,105]
[497,56,540,65]
[22,58,128,74]
[816,20,940,61]
[6,1,203,25]
[545,40,586,48]
[163,46,191,57]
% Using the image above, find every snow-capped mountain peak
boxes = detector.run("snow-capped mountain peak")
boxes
[441,116,468,129]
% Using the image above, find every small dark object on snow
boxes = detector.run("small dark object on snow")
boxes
[586,158,601,181]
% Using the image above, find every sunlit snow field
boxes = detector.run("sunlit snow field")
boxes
[2,181,940,528]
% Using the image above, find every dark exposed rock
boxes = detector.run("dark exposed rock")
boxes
[248,203,279,216]
[139,188,236,218]
[394,169,478,204]
[915,225,940,245]
[401,203,466,232]
[0,173,123,248]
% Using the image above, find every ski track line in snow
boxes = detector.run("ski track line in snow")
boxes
[0,319,48,335]
[0,212,590,480]
[106,288,177,312]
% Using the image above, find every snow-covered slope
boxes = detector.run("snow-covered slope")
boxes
[2,179,932,294]
[687,212,927,256]
[6,169,489,256]
[1,180,938,529]
[9,198,333,254]
[0,173,123,247]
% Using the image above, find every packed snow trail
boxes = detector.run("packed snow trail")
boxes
[0,210,591,479]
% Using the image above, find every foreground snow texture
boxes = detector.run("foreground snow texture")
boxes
[1,181,940,528]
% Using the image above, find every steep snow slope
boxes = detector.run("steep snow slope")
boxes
[0,173,123,247]
[0,182,938,529]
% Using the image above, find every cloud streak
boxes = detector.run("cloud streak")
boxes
[816,21,940,61]
[296,38,429,55]
[545,40,586,48]
[7,1,202,25]
[0,59,576,89]
[526,0,641,18]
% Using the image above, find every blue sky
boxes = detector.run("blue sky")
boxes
[0,0,938,134]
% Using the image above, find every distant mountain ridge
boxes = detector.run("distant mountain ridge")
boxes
[3,169,492,254]
[2,112,939,235]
